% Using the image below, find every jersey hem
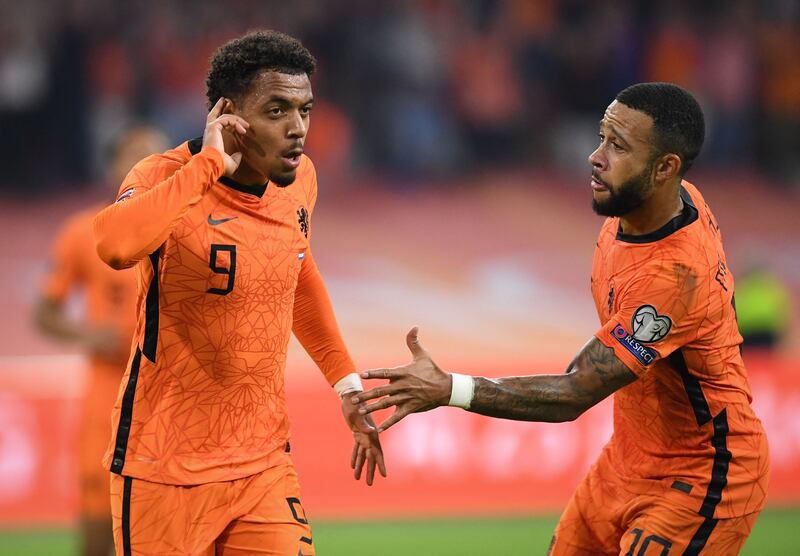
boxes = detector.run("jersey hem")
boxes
[103,441,292,486]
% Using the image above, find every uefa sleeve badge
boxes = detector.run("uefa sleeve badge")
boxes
[631,305,672,343]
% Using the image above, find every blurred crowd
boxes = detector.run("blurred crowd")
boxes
[1,0,799,193]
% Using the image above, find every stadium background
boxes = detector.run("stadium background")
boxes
[1,0,798,554]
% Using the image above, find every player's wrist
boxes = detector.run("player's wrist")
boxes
[334,373,364,398]
[448,373,475,409]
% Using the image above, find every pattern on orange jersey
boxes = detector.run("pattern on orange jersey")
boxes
[551,462,760,555]
[94,139,355,485]
[590,182,768,520]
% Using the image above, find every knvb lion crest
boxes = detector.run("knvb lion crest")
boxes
[297,207,309,238]
[631,305,672,343]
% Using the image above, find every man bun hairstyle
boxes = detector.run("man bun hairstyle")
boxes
[206,30,316,109]
[616,82,705,176]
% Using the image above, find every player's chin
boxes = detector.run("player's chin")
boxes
[591,195,614,216]
[270,169,298,188]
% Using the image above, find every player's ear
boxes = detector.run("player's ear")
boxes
[221,97,236,115]
[654,153,681,183]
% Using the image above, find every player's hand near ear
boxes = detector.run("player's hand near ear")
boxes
[204,97,249,176]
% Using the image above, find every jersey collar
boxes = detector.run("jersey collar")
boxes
[187,137,268,198]
[616,186,699,244]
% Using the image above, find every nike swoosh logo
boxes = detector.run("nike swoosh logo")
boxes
[208,215,238,226]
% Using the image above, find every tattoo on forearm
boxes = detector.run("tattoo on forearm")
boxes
[469,339,636,423]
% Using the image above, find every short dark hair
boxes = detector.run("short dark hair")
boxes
[206,30,316,109]
[616,82,705,175]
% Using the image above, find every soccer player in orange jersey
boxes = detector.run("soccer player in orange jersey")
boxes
[92,31,384,555]
[356,83,769,555]
[34,126,168,556]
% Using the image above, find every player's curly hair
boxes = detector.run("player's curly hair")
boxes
[616,83,705,176]
[206,30,316,109]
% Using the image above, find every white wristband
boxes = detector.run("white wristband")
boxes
[334,373,364,398]
[448,373,475,409]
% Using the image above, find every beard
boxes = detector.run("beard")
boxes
[591,161,654,217]
[269,170,298,187]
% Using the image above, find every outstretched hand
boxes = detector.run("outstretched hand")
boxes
[341,392,386,486]
[353,327,451,432]
[204,97,249,176]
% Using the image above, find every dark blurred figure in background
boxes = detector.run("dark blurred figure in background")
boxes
[33,125,168,556]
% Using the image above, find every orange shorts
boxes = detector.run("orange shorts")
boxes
[549,463,760,555]
[79,359,122,519]
[109,457,314,556]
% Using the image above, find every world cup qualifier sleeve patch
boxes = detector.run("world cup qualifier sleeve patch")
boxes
[630,305,672,343]
[609,305,672,366]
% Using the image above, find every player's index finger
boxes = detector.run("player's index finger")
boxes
[208,97,224,120]
[377,450,387,477]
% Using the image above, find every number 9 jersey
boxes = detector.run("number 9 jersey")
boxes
[94,138,355,486]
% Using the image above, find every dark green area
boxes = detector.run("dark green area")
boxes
[1,508,796,555]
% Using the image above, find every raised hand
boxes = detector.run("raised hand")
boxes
[353,327,452,432]
[203,97,250,176]
[341,392,387,486]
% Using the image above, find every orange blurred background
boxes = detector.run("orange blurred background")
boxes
[1,0,799,528]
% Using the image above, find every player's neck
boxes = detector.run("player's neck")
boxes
[230,163,268,187]
[619,181,684,237]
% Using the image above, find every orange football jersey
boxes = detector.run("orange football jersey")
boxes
[42,205,140,517]
[94,139,355,485]
[591,181,769,519]
[42,205,138,366]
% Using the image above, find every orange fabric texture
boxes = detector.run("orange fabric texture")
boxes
[41,207,137,517]
[95,141,355,485]
[79,359,125,518]
[590,182,769,520]
[550,461,759,555]
[110,458,315,555]
[43,205,138,366]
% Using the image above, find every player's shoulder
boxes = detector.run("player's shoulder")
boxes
[296,154,317,188]
[680,180,705,205]
[597,216,619,244]
[670,180,719,258]
[126,142,190,183]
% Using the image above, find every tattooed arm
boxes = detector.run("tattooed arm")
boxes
[469,339,636,422]
[354,328,637,431]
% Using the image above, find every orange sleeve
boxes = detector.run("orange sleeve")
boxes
[292,249,355,386]
[41,217,84,303]
[93,146,225,269]
[595,262,709,376]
